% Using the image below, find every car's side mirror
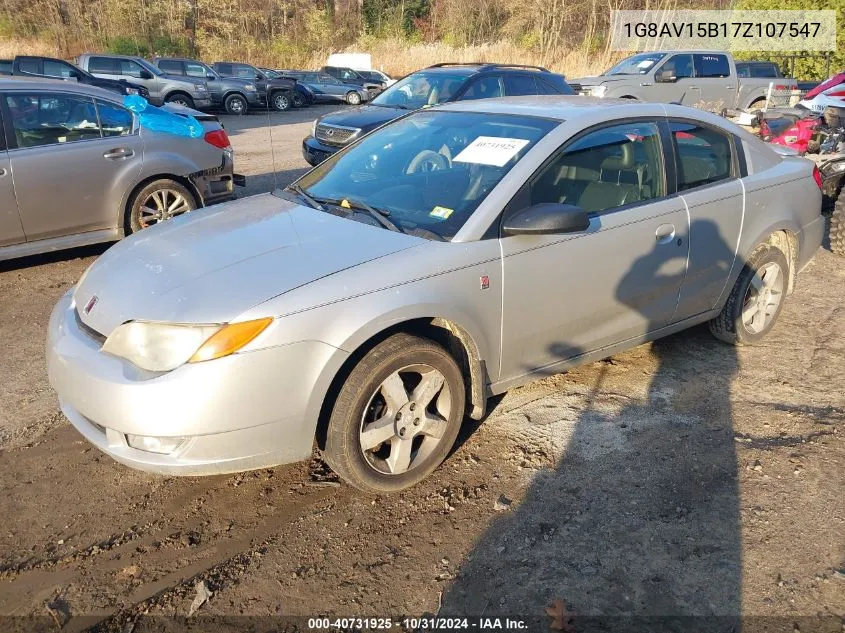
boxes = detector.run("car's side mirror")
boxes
[656,70,677,83]
[206,73,216,80]
[502,203,591,236]
[139,70,153,80]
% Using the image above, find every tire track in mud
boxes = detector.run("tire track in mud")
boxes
[0,423,351,624]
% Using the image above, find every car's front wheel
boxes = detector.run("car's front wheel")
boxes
[271,91,291,111]
[346,91,362,105]
[126,179,197,234]
[224,93,248,115]
[709,242,789,345]
[324,333,466,493]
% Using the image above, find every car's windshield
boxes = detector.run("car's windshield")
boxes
[371,72,467,109]
[289,110,557,240]
[136,58,164,76]
[605,52,666,75]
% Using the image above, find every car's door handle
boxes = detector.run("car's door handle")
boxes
[726,85,736,89]
[640,82,652,86]
[0,168,6,177]
[655,223,676,244]
[103,148,134,160]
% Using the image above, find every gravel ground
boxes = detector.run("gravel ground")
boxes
[0,108,842,632]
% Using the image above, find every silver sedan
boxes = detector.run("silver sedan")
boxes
[0,78,237,261]
[47,97,824,492]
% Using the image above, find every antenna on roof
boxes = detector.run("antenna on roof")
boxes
[265,92,279,193]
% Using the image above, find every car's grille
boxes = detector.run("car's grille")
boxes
[75,309,106,345]
[315,124,360,146]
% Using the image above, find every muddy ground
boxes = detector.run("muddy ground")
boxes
[0,108,842,633]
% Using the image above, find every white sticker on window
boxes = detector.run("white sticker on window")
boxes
[637,60,655,69]
[453,136,530,167]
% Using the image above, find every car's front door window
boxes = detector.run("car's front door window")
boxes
[529,121,665,214]
[5,93,101,148]
[43,59,76,79]
[185,62,207,78]
[119,60,146,79]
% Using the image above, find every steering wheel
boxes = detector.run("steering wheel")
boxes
[406,150,450,174]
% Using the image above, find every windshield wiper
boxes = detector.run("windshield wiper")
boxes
[284,184,324,211]
[342,198,403,233]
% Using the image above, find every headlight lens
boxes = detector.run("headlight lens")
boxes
[244,83,257,92]
[125,87,139,95]
[590,85,607,98]
[101,318,272,372]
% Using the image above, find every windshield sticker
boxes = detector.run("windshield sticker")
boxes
[637,60,655,68]
[453,136,530,167]
[430,206,454,220]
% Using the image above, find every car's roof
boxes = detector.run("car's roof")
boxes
[0,76,123,100]
[79,52,141,60]
[153,57,205,63]
[433,95,667,120]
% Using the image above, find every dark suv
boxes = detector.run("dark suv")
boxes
[153,57,261,115]
[212,62,297,111]
[303,63,572,166]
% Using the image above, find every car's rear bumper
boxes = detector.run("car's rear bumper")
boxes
[47,291,345,476]
[192,153,238,205]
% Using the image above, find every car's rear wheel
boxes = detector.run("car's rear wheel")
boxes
[709,242,789,345]
[165,93,195,109]
[271,92,291,111]
[324,333,466,493]
[346,91,362,105]
[829,188,845,255]
[224,93,248,115]
[292,92,306,108]
[126,179,197,234]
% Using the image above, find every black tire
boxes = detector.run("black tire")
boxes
[324,333,466,493]
[165,93,194,109]
[270,91,291,111]
[224,93,248,115]
[709,243,790,345]
[126,179,197,234]
[830,189,845,255]
[292,92,306,108]
[346,91,362,105]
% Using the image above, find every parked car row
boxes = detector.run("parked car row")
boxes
[1,52,394,116]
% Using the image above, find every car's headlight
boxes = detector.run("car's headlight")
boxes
[311,118,318,137]
[589,85,607,97]
[101,318,273,372]
[125,87,139,95]
[244,83,257,92]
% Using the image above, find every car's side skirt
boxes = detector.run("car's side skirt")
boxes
[0,228,120,262]
[488,309,721,396]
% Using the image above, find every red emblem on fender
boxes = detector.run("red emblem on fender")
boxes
[480,275,490,290]
[83,295,98,315]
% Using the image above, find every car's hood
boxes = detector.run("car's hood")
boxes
[74,194,422,335]
[318,104,405,131]
[571,75,628,86]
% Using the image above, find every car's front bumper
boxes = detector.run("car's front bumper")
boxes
[46,291,344,476]
[193,96,213,109]
[302,136,342,166]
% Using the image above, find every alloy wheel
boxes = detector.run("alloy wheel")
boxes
[358,364,451,475]
[741,262,784,334]
[138,188,193,228]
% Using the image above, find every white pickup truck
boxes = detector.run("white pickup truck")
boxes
[571,50,797,109]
